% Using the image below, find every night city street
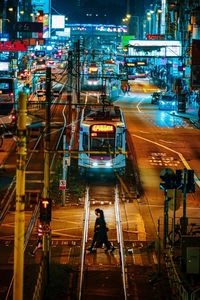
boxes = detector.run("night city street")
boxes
[0,0,200,300]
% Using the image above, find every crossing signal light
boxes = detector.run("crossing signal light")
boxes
[40,198,52,223]
[186,170,195,193]
[160,168,176,190]
[175,169,183,190]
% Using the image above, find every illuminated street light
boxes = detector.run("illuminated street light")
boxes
[8,7,13,12]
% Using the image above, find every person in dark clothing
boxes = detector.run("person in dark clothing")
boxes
[87,208,115,252]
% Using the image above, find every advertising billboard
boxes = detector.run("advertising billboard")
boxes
[128,40,182,57]
[52,15,65,29]
[32,0,49,14]
[0,62,9,71]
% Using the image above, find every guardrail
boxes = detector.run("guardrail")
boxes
[114,185,128,300]
[78,186,90,300]
[165,249,189,300]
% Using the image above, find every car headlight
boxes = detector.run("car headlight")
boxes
[105,161,112,167]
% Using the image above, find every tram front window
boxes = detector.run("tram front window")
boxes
[91,138,115,152]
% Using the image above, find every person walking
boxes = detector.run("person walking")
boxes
[124,82,130,96]
[87,208,115,253]
[30,220,43,256]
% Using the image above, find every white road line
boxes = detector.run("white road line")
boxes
[132,133,200,188]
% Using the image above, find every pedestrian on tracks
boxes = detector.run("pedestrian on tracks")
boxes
[87,208,115,253]
[30,219,43,256]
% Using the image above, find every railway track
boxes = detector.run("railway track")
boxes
[73,179,162,300]
[0,87,171,300]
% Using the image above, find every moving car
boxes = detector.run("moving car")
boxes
[158,92,177,110]
[151,92,161,104]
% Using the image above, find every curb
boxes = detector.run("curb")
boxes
[170,112,200,129]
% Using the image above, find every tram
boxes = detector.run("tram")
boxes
[87,62,100,86]
[78,105,126,175]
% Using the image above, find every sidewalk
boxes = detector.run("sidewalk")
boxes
[170,101,200,129]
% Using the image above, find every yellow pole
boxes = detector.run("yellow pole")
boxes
[13,92,27,300]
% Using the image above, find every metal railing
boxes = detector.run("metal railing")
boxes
[165,250,189,300]
[78,187,90,300]
[114,185,128,300]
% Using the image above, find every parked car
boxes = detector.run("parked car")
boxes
[158,92,177,110]
[151,92,161,104]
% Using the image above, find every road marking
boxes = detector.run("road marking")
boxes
[159,139,175,144]
[132,133,200,188]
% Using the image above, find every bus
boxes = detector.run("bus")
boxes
[0,77,18,133]
[78,105,126,175]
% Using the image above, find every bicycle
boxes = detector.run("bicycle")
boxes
[168,222,200,245]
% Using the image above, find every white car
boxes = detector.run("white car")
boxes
[158,92,177,110]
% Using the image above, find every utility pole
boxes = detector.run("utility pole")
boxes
[75,40,81,104]
[43,66,52,281]
[66,50,73,144]
[180,169,188,235]
[13,92,27,300]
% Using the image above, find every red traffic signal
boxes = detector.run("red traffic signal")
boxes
[37,10,44,23]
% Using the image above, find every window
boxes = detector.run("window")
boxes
[83,133,88,151]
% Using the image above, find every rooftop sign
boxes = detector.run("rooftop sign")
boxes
[128,40,182,57]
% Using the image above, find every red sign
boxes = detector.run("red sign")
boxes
[0,40,27,51]
[59,179,66,190]
[146,34,165,40]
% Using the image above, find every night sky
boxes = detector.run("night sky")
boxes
[52,0,154,24]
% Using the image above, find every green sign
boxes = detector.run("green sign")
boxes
[122,35,135,48]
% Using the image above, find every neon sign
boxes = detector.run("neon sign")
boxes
[91,125,114,133]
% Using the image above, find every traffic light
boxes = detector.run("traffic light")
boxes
[40,198,52,223]
[160,168,176,190]
[37,10,44,23]
[186,170,195,193]
[160,177,176,190]
[175,169,183,190]
[25,83,30,94]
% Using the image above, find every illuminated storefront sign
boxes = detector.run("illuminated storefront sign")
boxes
[128,40,182,57]
[91,125,114,133]
[0,40,27,51]
[146,34,165,40]
[32,0,49,14]
[52,15,65,29]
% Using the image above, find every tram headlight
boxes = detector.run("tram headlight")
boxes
[105,161,112,167]
[92,161,98,167]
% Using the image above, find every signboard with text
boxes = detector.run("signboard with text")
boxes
[128,40,182,57]
[0,40,27,51]
[15,22,43,33]
[146,34,165,40]
[59,179,66,190]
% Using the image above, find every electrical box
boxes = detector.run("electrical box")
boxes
[186,247,200,274]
